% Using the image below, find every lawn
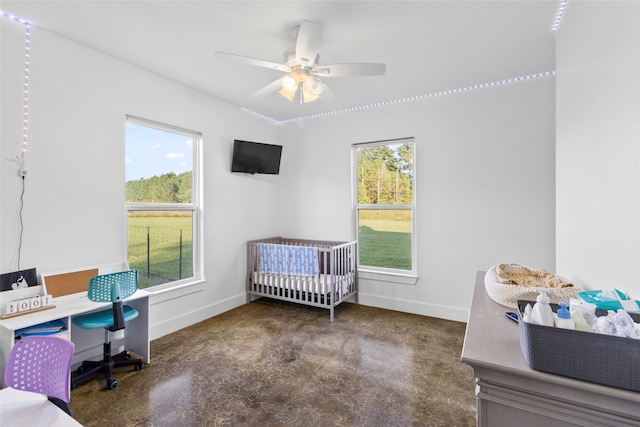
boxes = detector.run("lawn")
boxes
[358,214,412,270]
[128,211,411,288]
[127,213,193,289]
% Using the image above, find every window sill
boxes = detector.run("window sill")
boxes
[358,269,418,285]
[146,278,206,304]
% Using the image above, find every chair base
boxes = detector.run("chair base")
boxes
[72,341,143,390]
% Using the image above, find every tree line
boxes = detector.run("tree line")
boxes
[126,144,412,205]
[357,143,413,205]
[126,171,192,203]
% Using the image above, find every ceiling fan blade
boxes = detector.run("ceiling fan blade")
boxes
[318,82,336,103]
[251,78,284,98]
[315,63,386,77]
[295,20,323,66]
[215,52,289,73]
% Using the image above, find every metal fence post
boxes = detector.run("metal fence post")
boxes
[146,226,150,278]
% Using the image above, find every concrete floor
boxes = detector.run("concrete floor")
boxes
[69,299,476,426]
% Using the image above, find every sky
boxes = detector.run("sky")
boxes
[125,122,193,182]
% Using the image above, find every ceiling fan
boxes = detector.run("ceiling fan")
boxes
[215,20,386,105]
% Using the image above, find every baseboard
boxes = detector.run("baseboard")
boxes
[149,292,469,342]
[149,293,246,340]
[356,292,469,323]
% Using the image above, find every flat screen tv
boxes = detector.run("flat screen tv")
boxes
[231,139,282,175]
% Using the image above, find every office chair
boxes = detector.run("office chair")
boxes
[71,270,144,390]
[4,335,75,416]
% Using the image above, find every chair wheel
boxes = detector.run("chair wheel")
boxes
[135,362,143,371]
[122,353,131,361]
[71,383,78,390]
[77,366,85,374]
[107,379,118,390]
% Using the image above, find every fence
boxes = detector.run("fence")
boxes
[127,216,193,288]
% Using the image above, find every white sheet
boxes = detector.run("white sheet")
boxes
[252,272,354,296]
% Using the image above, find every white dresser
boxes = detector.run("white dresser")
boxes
[461,271,640,427]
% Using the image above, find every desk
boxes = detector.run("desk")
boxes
[0,290,149,382]
[461,271,640,427]
[0,387,83,426]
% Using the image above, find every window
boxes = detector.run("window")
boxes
[125,116,201,290]
[353,138,415,276]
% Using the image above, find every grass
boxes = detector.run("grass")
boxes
[127,211,412,287]
[358,215,412,270]
[127,213,193,289]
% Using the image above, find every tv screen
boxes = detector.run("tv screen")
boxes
[231,139,282,175]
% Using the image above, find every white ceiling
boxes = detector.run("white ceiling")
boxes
[1,1,559,121]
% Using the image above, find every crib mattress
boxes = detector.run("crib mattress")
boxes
[252,272,354,295]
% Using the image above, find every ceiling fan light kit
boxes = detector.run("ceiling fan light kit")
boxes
[281,74,298,93]
[216,19,386,106]
[278,69,325,105]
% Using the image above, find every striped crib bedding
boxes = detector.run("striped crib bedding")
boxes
[257,243,319,276]
[246,237,358,321]
[251,271,356,295]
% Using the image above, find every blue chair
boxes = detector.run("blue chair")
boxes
[71,270,143,390]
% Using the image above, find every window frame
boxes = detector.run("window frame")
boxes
[352,137,417,281]
[125,115,203,292]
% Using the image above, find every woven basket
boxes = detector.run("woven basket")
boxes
[517,300,640,392]
[484,266,581,309]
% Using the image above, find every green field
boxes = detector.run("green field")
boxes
[128,211,411,288]
[358,213,412,270]
[127,213,193,289]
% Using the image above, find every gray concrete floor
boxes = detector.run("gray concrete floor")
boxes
[70,299,476,426]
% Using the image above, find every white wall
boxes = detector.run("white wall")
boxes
[2,12,557,333]
[280,77,556,321]
[3,1,636,345]
[556,1,640,298]
[1,22,282,339]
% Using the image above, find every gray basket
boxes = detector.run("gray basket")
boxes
[517,300,640,392]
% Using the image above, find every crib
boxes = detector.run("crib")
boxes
[246,237,358,321]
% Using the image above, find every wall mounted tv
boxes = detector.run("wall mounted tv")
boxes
[231,139,282,175]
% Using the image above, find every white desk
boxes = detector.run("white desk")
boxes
[0,290,150,383]
[0,387,83,426]
[462,271,640,427]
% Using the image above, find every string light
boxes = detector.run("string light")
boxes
[552,0,568,32]
[3,7,563,131]
[243,5,565,125]
[240,107,281,125]
[1,10,31,160]
[2,10,31,270]
[23,24,31,159]
[1,10,30,25]
[243,71,556,125]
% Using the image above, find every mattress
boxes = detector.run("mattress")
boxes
[252,272,354,296]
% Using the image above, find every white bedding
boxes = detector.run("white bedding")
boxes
[252,271,354,296]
